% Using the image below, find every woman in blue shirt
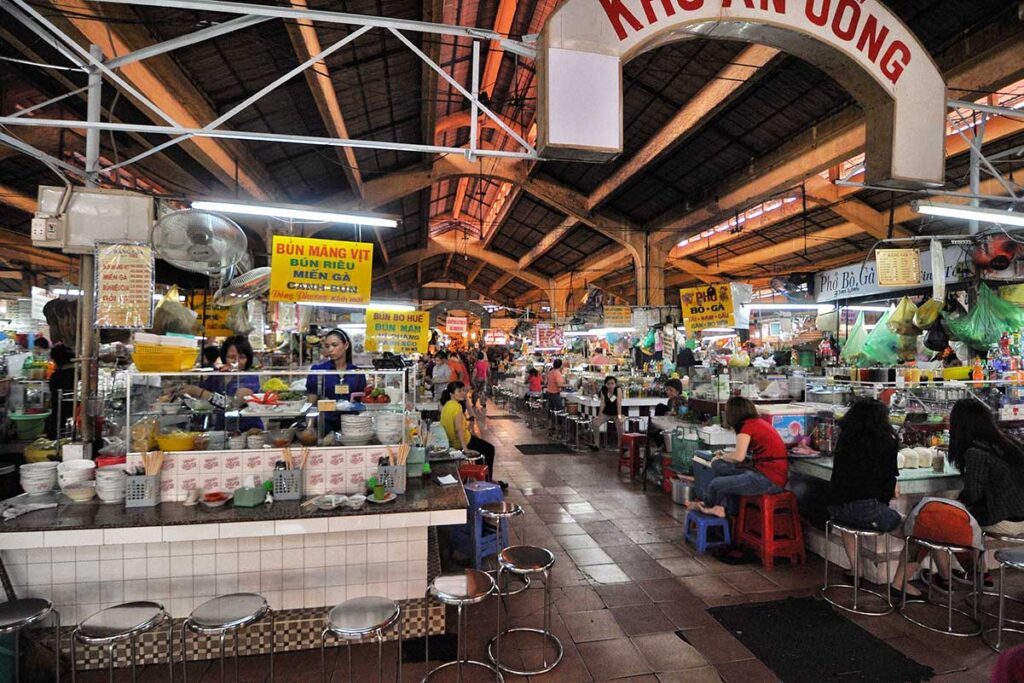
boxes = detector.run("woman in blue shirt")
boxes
[306,329,366,431]
[180,336,262,432]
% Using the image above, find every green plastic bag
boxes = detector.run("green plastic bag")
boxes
[862,310,899,366]
[839,312,868,365]
[945,283,1024,352]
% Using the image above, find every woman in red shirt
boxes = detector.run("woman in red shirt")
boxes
[697,397,788,518]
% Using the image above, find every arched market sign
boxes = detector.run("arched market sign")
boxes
[538,0,946,188]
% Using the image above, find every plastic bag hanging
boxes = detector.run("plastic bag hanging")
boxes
[839,312,868,365]
[863,309,900,366]
[887,297,920,335]
[915,241,946,328]
[944,283,1024,352]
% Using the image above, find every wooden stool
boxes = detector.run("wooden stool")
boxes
[736,491,806,570]
[618,433,645,478]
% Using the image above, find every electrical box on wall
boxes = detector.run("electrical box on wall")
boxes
[32,186,154,254]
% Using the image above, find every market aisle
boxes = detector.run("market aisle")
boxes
[72,403,1004,682]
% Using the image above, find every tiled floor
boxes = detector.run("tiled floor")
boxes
[71,402,1015,681]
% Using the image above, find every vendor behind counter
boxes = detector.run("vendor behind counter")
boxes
[306,328,366,431]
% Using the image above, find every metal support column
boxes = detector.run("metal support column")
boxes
[968,111,986,235]
[78,43,102,447]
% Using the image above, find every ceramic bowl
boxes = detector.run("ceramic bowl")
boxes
[63,482,96,503]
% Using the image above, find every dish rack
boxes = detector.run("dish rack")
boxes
[125,473,161,507]
[377,465,406,495]
[272,468,303,501]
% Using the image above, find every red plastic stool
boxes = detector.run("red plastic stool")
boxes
[736,491,806,570]
[618,433,645,478]
[458,463,489,482]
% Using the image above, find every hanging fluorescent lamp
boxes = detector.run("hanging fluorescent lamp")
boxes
[744,304,832,312]
[842,305,892,312]
[912,201,1024,228]
[191,200,398,228]
[564,326,635,337]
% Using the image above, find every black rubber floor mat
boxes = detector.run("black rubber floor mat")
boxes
[515,443,574,455]
[702,597,933,682]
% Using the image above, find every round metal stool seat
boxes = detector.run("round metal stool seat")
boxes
[821,521,893,616]
[0,598,53,632]
[897,537,982,637]
[324,596,402,683]
[0,598,59,683]
[423,570,502,682]
[499,545,555,574]
[191,593,269,632]
[72,601,171,683]
[183,593,274,683]
[983,548,1024,652]
[488,546,563,676]
[482,502,531,596]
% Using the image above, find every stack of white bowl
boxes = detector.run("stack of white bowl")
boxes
[95,467,127,503]
[375,412,405,444]
[57,460,96,492]
[20,461,58,496]
[340,414,374,445]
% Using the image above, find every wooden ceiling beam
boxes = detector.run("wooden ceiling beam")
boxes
[0,184,37,213]
[44,0,279,199]
[489,272,514,297]
[466,259,487,287]
[518,217,576,269]
[588,44,780,211]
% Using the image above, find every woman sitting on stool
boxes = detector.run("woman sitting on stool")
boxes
[692,397,787,518]
[827,398,902,587]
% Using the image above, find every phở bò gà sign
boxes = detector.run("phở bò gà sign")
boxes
[679,284,735,335]
[269,236,373,305]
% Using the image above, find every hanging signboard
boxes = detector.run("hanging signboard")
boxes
[364,308,430,354]
[189,293,233,338]
[603,305,632,327]
[269,235,373,305]
[535,323,564,350]
[490,318,517,330]
[815,246,965,302]
[94,243,154,329]
[446,316,468,335]
[876,249,921,287]
[679,284,735,335]
[483,329,508,346]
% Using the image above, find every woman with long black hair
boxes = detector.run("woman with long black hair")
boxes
[827,398,901,579]
[948,398,1024,537]
[439,381,506,490]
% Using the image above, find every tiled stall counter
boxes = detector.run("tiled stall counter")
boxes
[0,463,467,669]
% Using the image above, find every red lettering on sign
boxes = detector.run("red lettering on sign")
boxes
[598,0,645,39]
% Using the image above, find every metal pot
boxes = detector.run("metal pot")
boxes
[806,387,851,405]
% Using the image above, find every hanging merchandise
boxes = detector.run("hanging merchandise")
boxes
[152,287,200,335]
[815,309,838,333]
[915,240,946,328]
[227,304,253,336]
[839,312,868,365]
[923,318,950,353]
[945,283,1024,352]
[862,310,899,366]
[887,297,920,335]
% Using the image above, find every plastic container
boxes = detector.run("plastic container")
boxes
[671,479,694,505]
[132,344,198,372]
[11,413,49,441]
[272,468,303,501]
[232,486,266,507]
[156,433,194,452]
[377,465,407,495]
[125,473,161,507]
[405,447,426,478]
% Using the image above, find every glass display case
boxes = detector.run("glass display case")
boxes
[124,369,407,454]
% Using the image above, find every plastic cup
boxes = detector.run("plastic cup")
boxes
[373,484,386,501]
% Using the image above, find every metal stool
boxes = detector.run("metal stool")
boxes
[71,601,172,682]
[182,593,274,682]
[568,415,590,452]
[481,502,530,596]
[973,532,1024,625]
[983,548,1024,652]
[0,598,59,683]
[822,521,892,616]
[488,546,563,676]
[322,596,401,683]
[423,569,502,682]
[898,536,982,637]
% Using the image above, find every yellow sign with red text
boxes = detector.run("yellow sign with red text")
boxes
[364,309,430,354]
[269,236,373,305]
[679,284,735,335]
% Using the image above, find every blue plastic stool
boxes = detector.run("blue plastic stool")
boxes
[450,481,507,569]
[684,510,731,554]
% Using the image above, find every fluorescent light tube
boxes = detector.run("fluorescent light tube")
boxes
[744,304,831,312]
[843,306,893,312]
[192,200,398,228]
[912,201,1024,228]
[296,302,415,312]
